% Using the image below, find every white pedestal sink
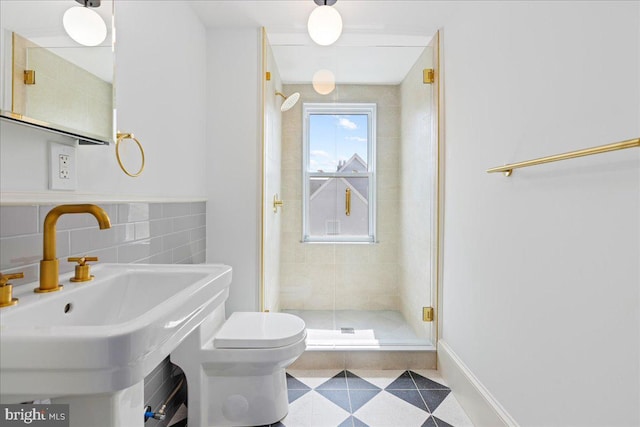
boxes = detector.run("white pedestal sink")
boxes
[0,263,232,427]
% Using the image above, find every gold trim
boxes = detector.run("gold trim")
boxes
[11,33,16,113]
[266,71,271,81]
[432,29,445,365]
[487,138,640,176]
[116,132,145,177]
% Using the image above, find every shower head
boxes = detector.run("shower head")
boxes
[276,91,300,112]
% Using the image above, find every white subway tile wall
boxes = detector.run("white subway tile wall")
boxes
[0,202,207,287]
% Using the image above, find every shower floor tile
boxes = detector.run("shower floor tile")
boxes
[283,310,432,347]
[259,369,474,427]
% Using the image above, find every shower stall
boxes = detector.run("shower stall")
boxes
[261,29,442,354]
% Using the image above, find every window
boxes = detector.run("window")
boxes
[302,103,376,243]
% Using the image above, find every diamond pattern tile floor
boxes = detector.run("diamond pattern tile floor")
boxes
[259,369,474,427]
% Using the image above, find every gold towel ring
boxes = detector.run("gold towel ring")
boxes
[116,132,145,177]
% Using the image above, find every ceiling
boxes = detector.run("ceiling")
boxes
[190,1,455,84]
[1,1,454,85]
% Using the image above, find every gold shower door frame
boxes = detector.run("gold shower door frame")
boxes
[259,28,446,350]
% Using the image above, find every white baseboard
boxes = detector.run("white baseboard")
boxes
[438,340,519,427]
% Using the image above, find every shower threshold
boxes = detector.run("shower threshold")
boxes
[283,309,435,351]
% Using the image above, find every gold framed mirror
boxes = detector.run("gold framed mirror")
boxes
[0,0,114,145]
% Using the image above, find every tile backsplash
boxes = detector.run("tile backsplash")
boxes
[0,201,206,288]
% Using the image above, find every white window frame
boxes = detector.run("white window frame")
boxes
[302,102,377,243]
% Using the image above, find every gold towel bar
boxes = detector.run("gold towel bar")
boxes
[487,137,640,176]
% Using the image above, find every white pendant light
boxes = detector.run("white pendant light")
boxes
[307,3,343,46]
[312,69,336,95]
[63,6,107,47]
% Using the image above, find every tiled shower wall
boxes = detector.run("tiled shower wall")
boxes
[0,201,205,426]
[279,84,401,311]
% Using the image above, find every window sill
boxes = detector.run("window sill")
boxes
[301,240,378,245]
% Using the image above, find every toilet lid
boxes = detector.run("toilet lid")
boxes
[213,312,307,349]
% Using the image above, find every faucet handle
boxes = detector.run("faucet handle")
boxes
[0,272,23,308]
[0,272,24,286]
[68,256,98,266]
[68,257,98,282]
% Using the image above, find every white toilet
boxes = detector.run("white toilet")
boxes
[171,307,306,427]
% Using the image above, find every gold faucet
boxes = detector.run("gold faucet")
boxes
[36,204,111,293]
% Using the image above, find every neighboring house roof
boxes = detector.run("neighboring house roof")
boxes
[309,177,368,205]
[339,153,368,200]
[310,178,325,195]
[338,153,367,173]
[310,153,369,201]
[309,153,370,203]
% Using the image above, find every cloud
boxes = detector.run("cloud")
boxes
[310,150,330,158]
[345,136,367,142]
[337,117,358,130]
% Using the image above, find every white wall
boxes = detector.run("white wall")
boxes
[440,2,640,426]
[0,1,207,200]
[205,28,262,313]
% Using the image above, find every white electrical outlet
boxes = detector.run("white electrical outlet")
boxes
[59,154,70,179]
[49,142,77,190]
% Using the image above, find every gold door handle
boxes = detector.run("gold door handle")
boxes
[273,194,284,213]
[0,272,24,308]
[345,188,351,216]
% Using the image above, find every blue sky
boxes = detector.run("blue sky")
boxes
[309,114,368,172]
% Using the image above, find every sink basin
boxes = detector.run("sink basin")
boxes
[0,263,232,403]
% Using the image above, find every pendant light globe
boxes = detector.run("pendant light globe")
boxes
[307,5,342,46]
[63,6,107,46]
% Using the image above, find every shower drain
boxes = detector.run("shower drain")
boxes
[340,327,355,334]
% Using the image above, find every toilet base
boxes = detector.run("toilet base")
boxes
[172,309,306,427]
[205,368,288,426]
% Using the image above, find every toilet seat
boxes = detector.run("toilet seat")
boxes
[214,312,306,349]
